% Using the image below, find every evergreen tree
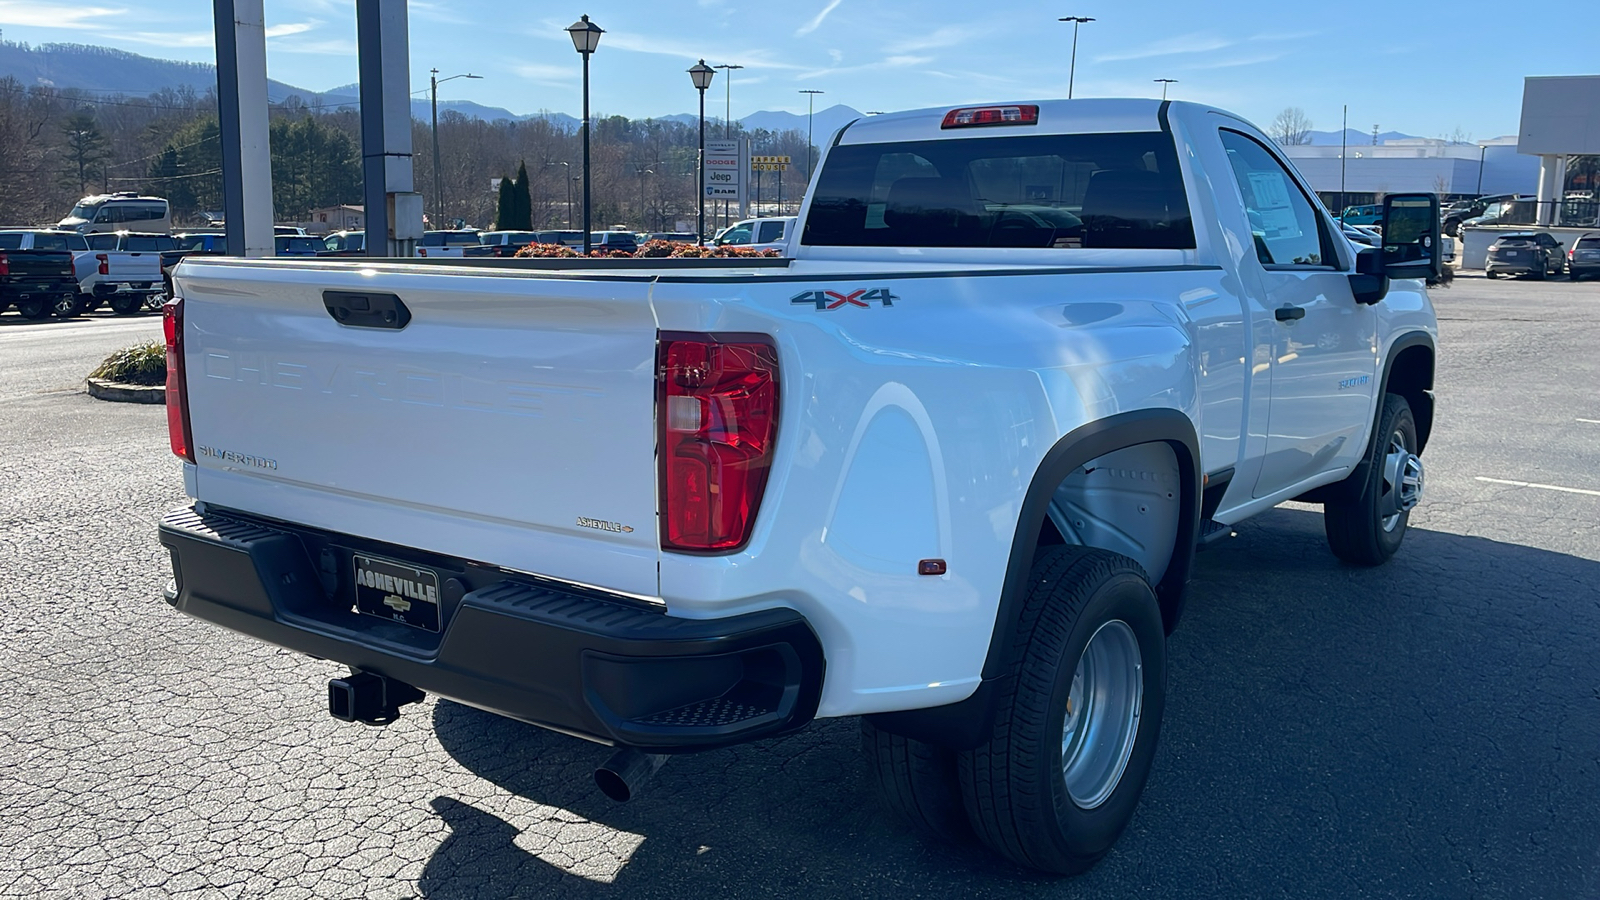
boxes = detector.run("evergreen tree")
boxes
[511,159,532,230]
[494,175,514,230]
[59,109,110,196]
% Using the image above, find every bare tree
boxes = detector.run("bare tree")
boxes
[1270,107,1314,146]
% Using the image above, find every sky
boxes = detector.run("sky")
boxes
[0,0,1590,142]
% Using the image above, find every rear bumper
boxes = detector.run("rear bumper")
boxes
[159,505,825,751]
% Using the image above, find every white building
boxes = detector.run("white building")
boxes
[1282,137,1539,208]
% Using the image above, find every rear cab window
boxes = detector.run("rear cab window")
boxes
[803,131,1194,249]
[0,233,22,250]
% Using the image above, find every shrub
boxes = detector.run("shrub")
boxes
[90,341,166,386]
[514,242,580,258]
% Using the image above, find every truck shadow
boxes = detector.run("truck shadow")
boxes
[422,507,1600,898]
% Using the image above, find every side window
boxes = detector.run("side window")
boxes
[758,220,785,243]
[1219,130,1332,267]
[721,225,752,246]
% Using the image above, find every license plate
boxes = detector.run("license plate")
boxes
[352,553,441,631]
[1502,250,1519,257]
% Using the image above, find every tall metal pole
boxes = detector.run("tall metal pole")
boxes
[800,89,823,181]
[1477,145,1486,194]
[581,51,591,254]
[698,87,706,239]
[714,64,742,228]
[430,68,440,229]
[1340,104,1348,216]
[1059,17,1093,99]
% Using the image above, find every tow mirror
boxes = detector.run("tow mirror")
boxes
[1381,193,1442,282]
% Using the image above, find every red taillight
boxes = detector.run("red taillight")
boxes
[96,253,109,275]
[941,105,1039,129]
[0,251,8,277]
[417,247,428,257]
[658,333,779,552]
[163,298,194,463]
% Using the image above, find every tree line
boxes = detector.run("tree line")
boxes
[0,76,816,232]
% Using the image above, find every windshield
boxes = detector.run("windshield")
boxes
[67,200,103,220]
[804,131,1193,249]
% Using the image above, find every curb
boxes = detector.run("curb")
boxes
[86,377,166,405]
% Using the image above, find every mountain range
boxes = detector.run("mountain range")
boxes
[0,41,865,138]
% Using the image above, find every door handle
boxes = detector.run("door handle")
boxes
[1274,305,1306,322]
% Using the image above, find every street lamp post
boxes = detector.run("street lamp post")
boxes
[688,60,715,240]
[635,165,653,227]
[430,69,482,229]
[1059,16,1094,99]
[1153,78,1176,100]
[566,14,604,255]
[799,89,824,181]
[714,63,743,226]
[1477,144,1487,194]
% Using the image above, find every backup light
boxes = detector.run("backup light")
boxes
[658,333,779,552]
[942,105,1040,129]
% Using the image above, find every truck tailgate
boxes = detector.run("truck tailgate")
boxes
[175,259,661,597]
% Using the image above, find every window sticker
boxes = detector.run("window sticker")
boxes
[1246,170,1302,238]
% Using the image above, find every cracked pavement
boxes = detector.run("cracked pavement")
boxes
[2,275,1598,898]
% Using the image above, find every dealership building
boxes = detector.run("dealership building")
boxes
[1284,137,1538,210]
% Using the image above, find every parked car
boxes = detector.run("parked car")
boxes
[319,231,366,256]
[0,231,83,319]
[1460,198,1537,231]
[174,233,228,255]
[709,216,795,253]
[1338,204,1382,226]
[57,192,171,235]
[1340,222,1380,247]
[275,225,307,236]
[589,231,638,254]
[0,229,100,315]
[275,236,326,257]
[1485,232,1565,279]
[1566,232,1600,280]
[535,230,586,248]
[160,98,1444,875]
[477,231,540,257]
[416,230,490,258]
[1444,194,1519,236]
[79,231,172,314]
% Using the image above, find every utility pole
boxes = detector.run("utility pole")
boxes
[1340,104,1347,216]
[714,63,743,227]
[1059,16,1094,99]
[429,69,482,230]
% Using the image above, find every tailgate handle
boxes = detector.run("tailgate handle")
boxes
[324,290,411,329]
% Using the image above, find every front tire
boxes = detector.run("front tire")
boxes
[958,547,1166,874]
[1324,394,1422,566]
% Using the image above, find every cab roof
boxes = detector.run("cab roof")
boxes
[836,98,1195,145]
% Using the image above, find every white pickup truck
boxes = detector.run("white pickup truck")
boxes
[159,99,1441,874]
[83,231,170,314]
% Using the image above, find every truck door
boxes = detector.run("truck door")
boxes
[1216,130,1378,498]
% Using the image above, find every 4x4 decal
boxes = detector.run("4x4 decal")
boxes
[790,288,898,310]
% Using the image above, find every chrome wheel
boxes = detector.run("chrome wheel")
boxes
[1061,619,1143,810]
[1379,430,1424,532]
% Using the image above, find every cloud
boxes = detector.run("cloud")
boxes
[795,0,843,37]
[1188,52,1287,70]
[797,53,931,81]
[511,62,576,86]
[1093,33,1235,63]
[108,31,213,48]
[0,1,123,28]
[265,22,316,39]
[885,24,974,54]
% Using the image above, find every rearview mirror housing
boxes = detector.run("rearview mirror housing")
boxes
[1381,193,1442,282]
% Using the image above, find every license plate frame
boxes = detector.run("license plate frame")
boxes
[352,553,442,632]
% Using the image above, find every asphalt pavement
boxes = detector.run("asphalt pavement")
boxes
[1,276,1597,899]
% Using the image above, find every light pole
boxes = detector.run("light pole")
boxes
[1153,78,1176,100]
[566,14,604,255]
[1059,16,1094,99]
[714,63,743,227]
[544,161,571,228]
[799,89,824,181]
[688,60,715,239]
[1477,144,1487,194]
[430,69,482,229]
[635,164,653,227]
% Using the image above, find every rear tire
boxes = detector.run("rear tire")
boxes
[108,296,143,316]
[15,296,51,320]
[861,720,969,842]
[1485,270,1500,279]
[51,292,83,318]
[958,547,1165,875]
[1324,394,1421,566]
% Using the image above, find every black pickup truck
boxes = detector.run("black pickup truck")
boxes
[0,244,79,320]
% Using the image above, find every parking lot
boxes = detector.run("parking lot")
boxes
[1,272,1597,899]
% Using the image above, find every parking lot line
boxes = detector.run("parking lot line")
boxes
[1578,418,1600,425]
[1475,476,1600,498]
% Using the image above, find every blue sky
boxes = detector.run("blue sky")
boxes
[0,0,1590,141]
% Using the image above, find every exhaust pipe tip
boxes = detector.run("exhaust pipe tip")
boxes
[595,749,670,802]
